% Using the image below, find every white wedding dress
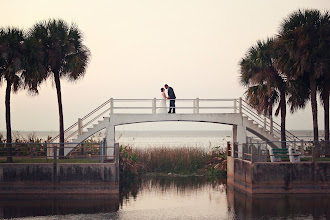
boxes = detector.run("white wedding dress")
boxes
[157,92,167,114]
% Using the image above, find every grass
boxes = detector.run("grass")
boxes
[133,147,213,174]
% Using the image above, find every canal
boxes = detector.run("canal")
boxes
[1,176,329,219]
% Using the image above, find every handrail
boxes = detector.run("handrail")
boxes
[48,97,300,145]
[240,99,301,142]
[49,98,112,142]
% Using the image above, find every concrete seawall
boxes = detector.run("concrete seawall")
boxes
[0,163,118,195]
[228,157,330,193]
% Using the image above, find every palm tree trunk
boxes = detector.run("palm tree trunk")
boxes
[280,88,286,149]
[324,87,329,157]
[5,80,13,163]
[54,72,65,157]
[310,78,319,160]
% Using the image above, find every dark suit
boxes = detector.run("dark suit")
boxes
[167,87,176,113]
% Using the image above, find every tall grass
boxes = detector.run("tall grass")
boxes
[133,147,214,174]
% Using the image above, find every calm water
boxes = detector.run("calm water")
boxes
[2,130,328,219]
[2,176,329,220]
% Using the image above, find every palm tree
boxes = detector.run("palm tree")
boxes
[239,38,287,148]
[277,9,330,153]
[29,19,90,157]
[316,12,330,155]
[0,28,25,162]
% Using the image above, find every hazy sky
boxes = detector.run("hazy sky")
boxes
[0,0,329,131]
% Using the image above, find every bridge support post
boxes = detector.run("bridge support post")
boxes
[195,98,199,114]
[152,98,156,114]
[239,97,242,113]
[78,118,83,135]
[234,100,237,113]
[232,125,247,159]
[270,116,273,135]
[106,125,115,159]
[110,98,114,114]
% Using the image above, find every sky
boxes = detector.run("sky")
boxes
[0,0,329,132]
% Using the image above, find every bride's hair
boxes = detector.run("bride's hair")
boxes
[161,88,164,92]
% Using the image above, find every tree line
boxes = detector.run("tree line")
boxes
[0,19,90,162]
[239,9,329,153]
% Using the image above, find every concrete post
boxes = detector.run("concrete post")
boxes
[239,97,242,114]
[270,116,273,135]
[106,125,115,158]
[152,98,156,114]
[195,98,199,114]
[234,99,237,113]
[193,99,196,114]
[115,143,119,184]
[78,118,83,135]
[110,98,114,114]
[300,139,304,156]
[232,125,247,159]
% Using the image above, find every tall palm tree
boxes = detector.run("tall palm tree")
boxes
[239,39,287,148]
[277,9,330,152]
[29,19,90,157]
[0,28,25,162]
[316,12,330,154]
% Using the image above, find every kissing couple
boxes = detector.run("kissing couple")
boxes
[158,84,176,114]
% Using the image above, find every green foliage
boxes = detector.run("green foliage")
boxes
[119,145,144,181]
[199,146,227,179]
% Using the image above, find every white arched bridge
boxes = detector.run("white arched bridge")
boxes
[49,98,299,157]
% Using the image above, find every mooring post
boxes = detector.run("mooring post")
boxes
[152,98,156,114]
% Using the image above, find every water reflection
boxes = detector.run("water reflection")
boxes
[0,194,119,219]
[227,187,330,220]
[1,177,329,219]
[120,175,226,207]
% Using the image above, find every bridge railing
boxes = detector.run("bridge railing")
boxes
[49,98,239,142]
[230,140,330,163]
[109,98,237,114]
[49,97,299,144]
[0,142,117,163]
[238,99,300,142]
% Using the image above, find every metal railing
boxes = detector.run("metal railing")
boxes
[228,140,330,163]
[0,142,117,164]
[49,98,238,142]
[48,97,300,148]
[238,99,301,142]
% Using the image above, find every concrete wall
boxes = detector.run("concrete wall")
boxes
[227,158,330,193]
[0,163,118,195]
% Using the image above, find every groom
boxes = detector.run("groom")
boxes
[165,84,176,113]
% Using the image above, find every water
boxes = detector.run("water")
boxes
[2,176,329,219]
[2,130,328,219]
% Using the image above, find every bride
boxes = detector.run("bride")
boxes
[157,88,168,114]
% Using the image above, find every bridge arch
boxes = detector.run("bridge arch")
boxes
[104,114,249,156]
